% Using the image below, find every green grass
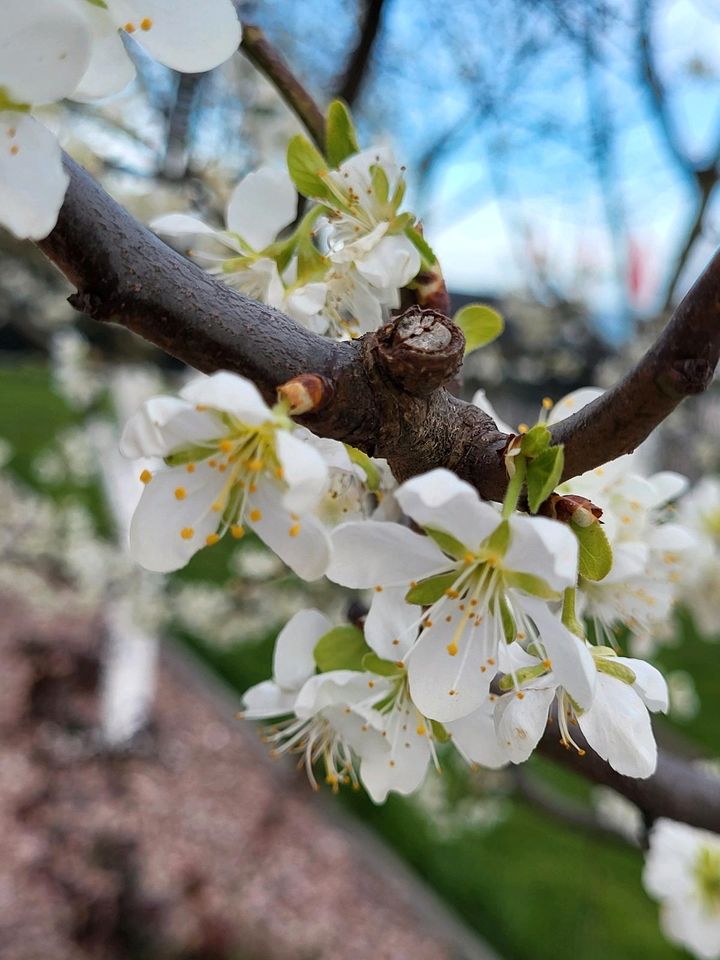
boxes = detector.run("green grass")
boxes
[0,360,697,960]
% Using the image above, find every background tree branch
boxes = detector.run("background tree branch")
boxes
[336,0,386,107]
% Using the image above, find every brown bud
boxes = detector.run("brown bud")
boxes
[276,373,333,415]
[375,306,464,396]
[541,493,603,526]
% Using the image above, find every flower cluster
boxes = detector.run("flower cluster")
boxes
[0,0,241,239]
[152,104,430,339]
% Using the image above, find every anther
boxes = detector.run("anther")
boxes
[180,527,194,540]
[140,469,152,484]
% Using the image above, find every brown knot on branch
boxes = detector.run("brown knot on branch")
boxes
[277,373,334,415]
[374,307,465,396]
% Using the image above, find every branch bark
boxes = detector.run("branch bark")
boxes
[336,0,386,106]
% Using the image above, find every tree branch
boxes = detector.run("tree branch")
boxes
[336,0,386,106]
[539,710,720,834]
[240,23,327,150]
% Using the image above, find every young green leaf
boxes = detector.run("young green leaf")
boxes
[287,135,330,200]
[574,520,613,581]
[453,304,504,354]
[520,423,551,458]
[325,99,360,166]
[526,445,565,513]
[314,625,371,672]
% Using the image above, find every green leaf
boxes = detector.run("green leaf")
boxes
[344,444,381,491]
[325,99,359,166]
[520,424,551,458]
[287,135,330,200]
[526,445,565,513]
[361,652,404,676]
[425,527,467,561]
[597,658,636,685]
[453,304,504,354]
[574,520,613,582]
[405,571,459,605]
[314,625,371,672]
[503,571,560,600]
[404,224,436,267]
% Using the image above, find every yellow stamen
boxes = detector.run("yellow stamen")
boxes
[230,524,245,539]
[219,440,233,453]
[249,509,262,522]
[205,533,220,546]
[186,463,196,473]
[288,523,301,537]
[140,469,152,484]
[248,458,264,471]
[446,642,458,656]
[140,17,153,30]
[124,21,135,32]
[174,487,186,500]
[180,527,194,540]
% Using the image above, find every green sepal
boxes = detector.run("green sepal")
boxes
[597,658,636,685]
[425,527,467,561]
[404,224,436,267]
[498,663,551,691]
[325,99,359,166]
[405,571,459,605]
[370,164,390,206]
[526,445,564,513]
[479,519,510,560]
[453,304,504,355]
[520,423,551,458]
[498,595,516,643]
[164,443,216,466]
[221,254,253,273]
[431,719,451,743]
[83,0,109,6]
[296,234,328,284]
[287,135,330,200]
[573,519,613,581]
[361,652,404,676]
[344,444,381,491]
[314,625,371,672]
[503,571,560,600]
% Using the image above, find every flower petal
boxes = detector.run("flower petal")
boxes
[494,686,557,763]
[0,114,68,240]
[364,586,419,660]
[119,396,222,458]
[241,680,297,719]
[150,213,219,238]
[128,462,226,572]
[248,480,331,580]
[446,698,510,768]
[327,520,447,588]
[225,166,297,250]
[1,0,91,104]
[179,371,272,425]
[578,675,657,778]
[505,514,578,592]
[272,609,330,690]
[360,699,431,803]
[617,657,669,713]
[277,431,329,514]
[71,7,135,101]
[354,234,421,289]
[111,0,241,74]
[547,387,604,425]
[395,468,500,551]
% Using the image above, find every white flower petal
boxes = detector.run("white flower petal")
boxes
[327,521,447,588]
[354,234,421,289]
[128,462,226,572]
[578,675,657,778]
[494,686,557,763]
[364,587,418,660]
[248,481,331,580]
[272,609,330,691]
[71,8,135,101]
[241,680,297,719]
[360,700,431,803]
[446,699,510,768]
[395,468,500,550]
[520,596,596,709]
[225,166,297,249]
[644,819,707,901]
[505,514,579,592]
[1,0,91,104]
[109,0,241,74]
[119,396,221,458]
[150,213,219,239]
[471,389,513,434]
[660,895,720,960]
[407,610,498,722]
[0,114,68,240]
[617,657,669,713]
[294,669,387,718]
[547,387,604,425]
[277,431,329,514]
[179,371,272,425]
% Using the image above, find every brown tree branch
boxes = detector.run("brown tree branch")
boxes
[539,710,720,834]
[240,23,327,151]
[336,0,386,106]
